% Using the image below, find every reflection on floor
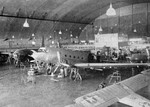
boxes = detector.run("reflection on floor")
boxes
[0,65,149,107]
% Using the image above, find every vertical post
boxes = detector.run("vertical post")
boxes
[132,4,133,31]
[132,68,135,76]
[107,15,109,33]
[147,3,149,36]
[118,3,120,35]
[86,27,88,43]
[41,35,45,47]
[54,31,55,44]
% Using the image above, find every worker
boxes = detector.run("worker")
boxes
[26,65,36,84]
[63,67,68,77]
[96,51,101,62]
[96,81,106,90]
[146,47,150,62]
[58,68,64,78]
[47,63,52,75]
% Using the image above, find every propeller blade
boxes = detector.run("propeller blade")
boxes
[60,63,70,67]
[57,51,70,67]
[57,51,61,63]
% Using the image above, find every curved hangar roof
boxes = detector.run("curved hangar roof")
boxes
[0,0,149,39]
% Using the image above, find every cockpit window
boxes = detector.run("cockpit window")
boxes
[38,47,46,52]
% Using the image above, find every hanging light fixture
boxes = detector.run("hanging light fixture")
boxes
[106,3,116,16]
[23,0,29,27]
[32,33,35,37]
[23,19,29,27]
[133,28,137,32]
[59,30,62,34]
[32,41,36,45]
[12,35,15,39]
[99,26,103,32]
[99,10,103,33]
[52,41,54,44]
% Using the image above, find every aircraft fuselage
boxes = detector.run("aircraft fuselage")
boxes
[32,47,91,65]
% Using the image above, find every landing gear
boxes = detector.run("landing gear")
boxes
[108,70,121,84]
[97,70,122,90]
[70,67,82,81]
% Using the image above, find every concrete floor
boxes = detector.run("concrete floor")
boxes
[0,65,149,107]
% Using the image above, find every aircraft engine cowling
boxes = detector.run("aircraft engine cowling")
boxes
[130,54,148,63]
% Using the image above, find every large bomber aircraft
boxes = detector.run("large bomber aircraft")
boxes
[27,46,150,81]
[30,47,150,70]
[30,47,90,66]
[65,69,150,107]
[12,46,150,77]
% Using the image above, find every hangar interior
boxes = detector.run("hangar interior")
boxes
[0,0,150,107]
[0,0,149,47]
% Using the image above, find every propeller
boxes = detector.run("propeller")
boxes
[57,51,70,67]
[52,51,69,75]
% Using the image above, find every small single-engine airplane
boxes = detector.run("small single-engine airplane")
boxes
[65,69,150,107]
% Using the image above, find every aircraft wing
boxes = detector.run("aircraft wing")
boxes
[74,63,150,69]
[65,70,150,107]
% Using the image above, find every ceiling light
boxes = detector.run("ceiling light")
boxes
[12,35,14,39]
[59,30,62,34]
[106,3,116,16]
[23,19,29,27]
[133,29,137,32]
[52,41,54,44]
[32,33,35,37]
[70,34,73,37]
[32,41,36,45]
[99,26,103,32]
